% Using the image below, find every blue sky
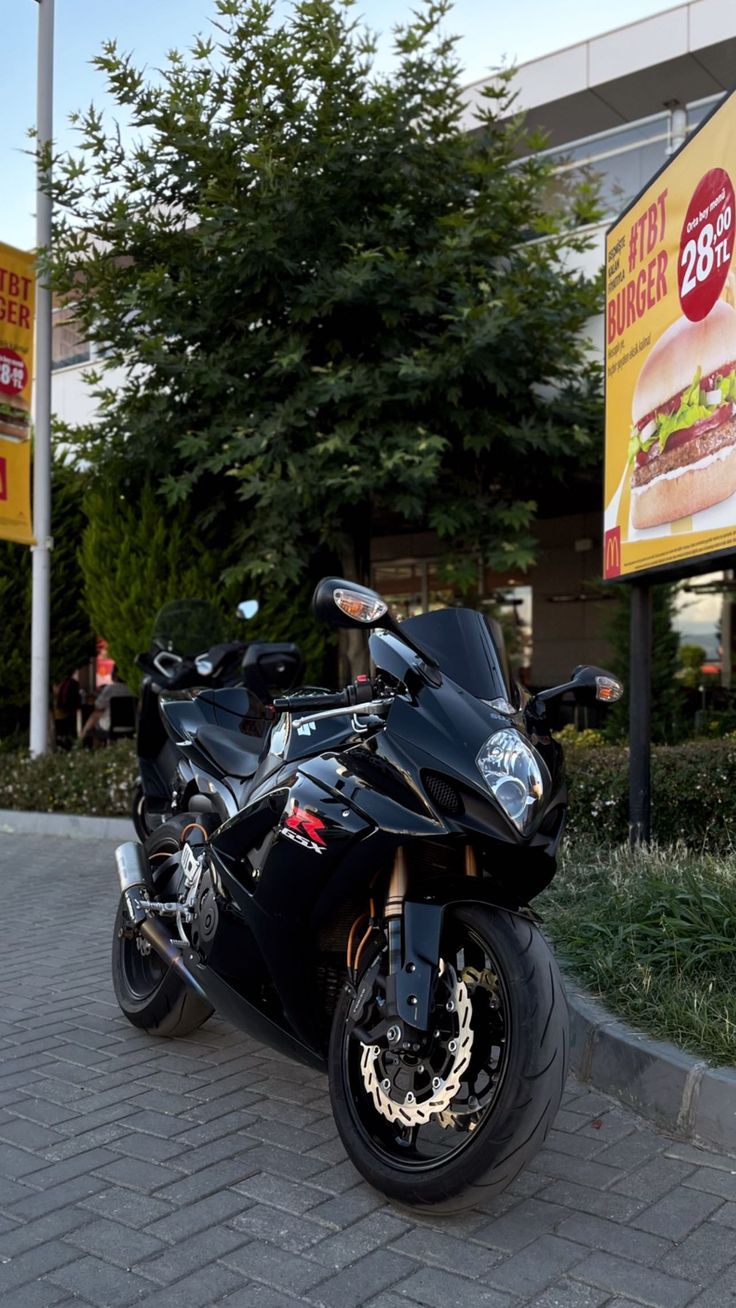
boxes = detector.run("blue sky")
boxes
[4,0,674,251]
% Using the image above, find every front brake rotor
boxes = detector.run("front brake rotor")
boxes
[359,962,473,1126]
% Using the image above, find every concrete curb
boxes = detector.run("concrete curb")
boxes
[0,809,134,841]
[566,979,736,1157]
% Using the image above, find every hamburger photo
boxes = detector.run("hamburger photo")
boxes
[0,395,31,442]
[629,300,736,530]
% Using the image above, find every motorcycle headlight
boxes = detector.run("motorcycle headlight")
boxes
[475,729,546,834]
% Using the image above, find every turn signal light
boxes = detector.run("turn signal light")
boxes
[334,589,387,624]
[595,675,623,703]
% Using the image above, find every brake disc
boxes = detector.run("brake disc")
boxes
[359,962,473,1127]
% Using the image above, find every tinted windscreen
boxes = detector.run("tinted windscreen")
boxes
[151,600,225,657]
[400,608,514,703]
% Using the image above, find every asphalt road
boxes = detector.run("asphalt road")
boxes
[1,832,735,1308]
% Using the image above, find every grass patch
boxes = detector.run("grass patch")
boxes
[540,842,736,1066]
[0,740,137,817]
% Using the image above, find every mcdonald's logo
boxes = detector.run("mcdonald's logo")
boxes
[604,526,621,578]
[0,458,6,502]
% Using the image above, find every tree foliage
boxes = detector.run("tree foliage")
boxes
[47,0,602,594]
[80,485,227,690]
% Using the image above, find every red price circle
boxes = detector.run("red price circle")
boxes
[0,348,28,396]
[678,168,735,321]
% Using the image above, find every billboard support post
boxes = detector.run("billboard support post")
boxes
[29,0,55,758]
[629,581,652,848]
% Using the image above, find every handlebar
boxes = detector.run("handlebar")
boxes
[273,677,377,715]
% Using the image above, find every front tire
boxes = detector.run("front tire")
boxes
[328,905,568,1211]
[111,819,214,1037]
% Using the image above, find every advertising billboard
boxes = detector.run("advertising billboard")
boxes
[0,242,35,545]
[604,91,736,581]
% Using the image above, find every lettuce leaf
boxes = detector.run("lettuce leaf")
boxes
[628,366,731,464]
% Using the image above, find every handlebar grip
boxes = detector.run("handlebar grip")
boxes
[273,689,350,713]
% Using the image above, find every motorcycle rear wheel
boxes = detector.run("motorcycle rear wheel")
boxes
[328,904,568,1211]
[111,820,214,1037]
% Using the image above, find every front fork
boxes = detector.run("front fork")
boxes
[382,846,457,1034]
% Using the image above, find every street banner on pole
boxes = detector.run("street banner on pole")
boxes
[604,89,736,582]
[0,241,35,545]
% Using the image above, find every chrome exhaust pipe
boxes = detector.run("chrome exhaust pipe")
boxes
[114,841,208,1003]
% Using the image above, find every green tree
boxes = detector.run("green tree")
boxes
[603,584,682,744]
[47,0,602,610]
[0,461,95,736]
[677,643,707,689]
[80,485,228,690]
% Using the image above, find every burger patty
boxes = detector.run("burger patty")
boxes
[632,415,736,488]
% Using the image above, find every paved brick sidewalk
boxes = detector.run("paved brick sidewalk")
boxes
[1,833,736,1308]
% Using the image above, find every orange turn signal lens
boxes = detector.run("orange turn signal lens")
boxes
[334,589,387,624]
[595,675,623,703]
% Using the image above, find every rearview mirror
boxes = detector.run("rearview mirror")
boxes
[534,665,624,705]
[312,577,389,628]
[236,600,259,622]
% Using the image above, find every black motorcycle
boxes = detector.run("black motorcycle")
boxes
[132,597,304,839]
[112,578,622,1209]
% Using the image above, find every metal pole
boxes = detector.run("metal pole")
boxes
[629,581,652,847]
[29,0,55,756]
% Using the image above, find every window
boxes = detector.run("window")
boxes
[52,304,91,370]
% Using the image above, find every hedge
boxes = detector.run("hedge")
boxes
[565,738,736,851]
[0,741,136,818]
[1,736,735,852]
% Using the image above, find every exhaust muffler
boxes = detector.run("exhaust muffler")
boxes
[114,841,208,1002]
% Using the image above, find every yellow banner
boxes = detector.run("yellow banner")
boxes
[604,92,736,580]
[0,242,35,544]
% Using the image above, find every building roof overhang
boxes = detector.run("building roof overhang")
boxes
[461,2,736,147]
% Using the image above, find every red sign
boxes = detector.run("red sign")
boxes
[284,805,326,847]
[0,347,28,396]
[678,168,735,322]
[604,527,621,579]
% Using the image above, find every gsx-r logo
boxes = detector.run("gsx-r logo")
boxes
[281,803,327,855]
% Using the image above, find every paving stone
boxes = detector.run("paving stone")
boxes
[473,1198,570,1252]
[394,1265,515,1307]
[310,1211,411,1270]
[79,1186,175,1229]
[636,1183,724,1238]
[657,1219,736,1283]
[309,1248,416,1307]
[712,1201,736,1230]
[527,1280,610,1308]
[65,1215,167,1266]
[555,1210,672,1263]
[684,1164,736,1201]
[224,1238,330,1292]
[536,1180,647,1222]
[572,1249,704,1306]
[234,1171,326,1214]
[228,1204,331,1252]
[0,1206,91,1258]
[136,1224,247,1284]
[148,1188,252,1241]
[0,1239,80,1295]
[486,1234,588,1298]
[612,1154,697,1200]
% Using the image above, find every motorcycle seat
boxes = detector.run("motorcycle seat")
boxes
[193,725,263,779]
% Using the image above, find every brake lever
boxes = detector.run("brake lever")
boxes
[290,699,390,730]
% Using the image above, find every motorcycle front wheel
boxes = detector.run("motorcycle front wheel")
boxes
[328,904,568,1212]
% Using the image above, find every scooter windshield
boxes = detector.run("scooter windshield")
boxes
[150,599,225,658]
[400,608,516,706]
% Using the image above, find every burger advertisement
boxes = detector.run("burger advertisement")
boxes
[0,241,35,545]
[604,91,736,581]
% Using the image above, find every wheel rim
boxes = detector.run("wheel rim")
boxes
[341,917,511,1171]
[120,931,167,1001]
